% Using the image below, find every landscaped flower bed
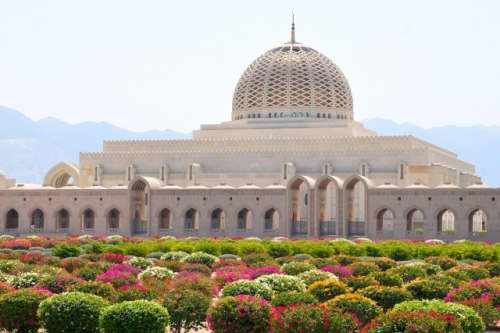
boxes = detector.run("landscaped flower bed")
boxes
[0,235,498,332]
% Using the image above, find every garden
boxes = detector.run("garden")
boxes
[0,234,499,332]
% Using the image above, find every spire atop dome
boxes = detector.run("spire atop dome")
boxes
[291,13,296,43]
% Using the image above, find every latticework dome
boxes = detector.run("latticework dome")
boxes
[232,36,353,121]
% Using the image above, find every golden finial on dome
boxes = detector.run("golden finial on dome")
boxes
[291,12,296,43]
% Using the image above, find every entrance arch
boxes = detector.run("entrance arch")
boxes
[264,208,279,231]
[437,209,455,232]
[287,176,315,237]
[43,162,80,188]
[315,176,342,236]
[407,208,425,232]
[5,209,19,230]
[128,176,161,236]
[376,208,394,232]
[211,208,225,231]
[31,209,44,232]
[344,175,372,237]
[56,209,70,232]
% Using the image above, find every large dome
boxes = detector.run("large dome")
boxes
[232,38,353,121]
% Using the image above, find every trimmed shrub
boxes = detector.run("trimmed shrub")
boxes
[406,278,453,300]
[160,251,188,261]
[138,266,174,280]
[365,257,397,271]
[256,274,306,294]
[270,303,359,333]
[270,291,319,307]
[424,256,458,270]
[448,265,490,281]
[51,243,82,259]
[220,280,273,300]
[359,285,412,310]
[370,270,402,287]
[392,299,485,333]
[308,279,352,302]
[36,274,85,293]
[171,272,216,296]
[281,261,315,276]
[460,296,500,329]
[207,295,271,333]
[99,300,170,333]
[11,271,45,288]
[163,289,211,333]
[268,242,292,258]
[445,280,500,304]
[310,258,338,269]
[113,285,160,303]
[320,265,354,279]
[125,257,154,270]
[0,288,53,333]
[38,292,108,333]
[343,276,379,291]
[68,281,115,300]
[325,293,382,325]
[387,264,426,283]
[348,261,380,277]
[297,269,337,287]
[361,310,463,332]
[181,252,218,267]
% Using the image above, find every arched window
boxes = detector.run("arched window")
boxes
[107,209,120,230]
[264,208,279,231]
[5,209,18,230]
[237,208,250,230]
[469,209,487,232]
[159,209,171,229]
[376,209,394,232]
[317,113,320,118]
[83,209,95,230]
[31,209,44,232]
[268,113,272,118]
[407,209,424,232]
[211,208,224,231]
[345,178,367,236]
[437,209,455,232]
[328,114,331,118]
[57,209,70,231]
[185,208,198,231]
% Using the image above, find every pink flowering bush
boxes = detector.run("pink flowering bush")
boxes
[19,253,46,265]
[96,270,137,289]
[171,272,216,296]
[1,239,31,250]
[246,266,283,279]
[207,295,272,333]
[445,280,500,305]
[0,282,15,295]
[320,265,354,279]
[106,263,140,275]
[113,284,160,303]
[102,253,127,264]
[36,274,85,294]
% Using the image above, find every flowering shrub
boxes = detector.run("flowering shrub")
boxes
[0,287,53,333]
[361,310,462,332]
[392,299,485,333]
[387,264,426,283]
[125,257,154,270]
[370,271,402,287]
[36,274,85,293]
[38,292,109,333]
[281,262,316,276]
[343,276,379,291]
[2,239,31,250]
[96,270,137,289]
[445,280,500,305]
[448,265,490,281]
[270,303,359,333]
[102,253,127,264]
[298,269,337,287]
[325,294,382,325]
[207,295,272,333]
[161,251,189,261]
[68,281,116,300]
[245,265,282,279]
[220,280,273,300]
[181,252,218,267]
[255,274,306,294]
[163,289,211,333]
[183,262,211,275]
[424,256,458,270]
[138,266,175,280]
[406,278,453,300]
[19,253,46,265]
[62,257,88,273]
[333,254,359,266]
[320,265,354,279]
[359,285,413,310]
[460,295,500,328]
[100,300,170,333]
[348,262,380,277]
[107,263,140,275]
[310,258,339,269]
[365,257,397,271]
[308,279,352,302]
[113,284,160,303]
[11,271,45,288]
[171,272,216,296]
[271,291,319,307]
[0,282,14,295]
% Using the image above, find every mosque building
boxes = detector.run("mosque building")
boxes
[0,21,496,241]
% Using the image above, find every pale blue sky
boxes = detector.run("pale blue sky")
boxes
[0,0,499,132]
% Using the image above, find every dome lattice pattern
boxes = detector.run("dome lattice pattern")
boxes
[232,42,353,120]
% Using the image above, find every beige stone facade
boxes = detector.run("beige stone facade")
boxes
[0,28,495,241]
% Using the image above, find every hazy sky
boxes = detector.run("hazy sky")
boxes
[0,1,499,132]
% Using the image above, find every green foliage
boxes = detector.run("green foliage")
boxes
[297,269,337,287]
[343,276,379,291]
[51,243,82,259]
[237,241,266,255]
[359,285,413,310]
[424,256,458,270]
[220,280,273,300]
[370,271,403,287]
[68,281,116,300]
[406,278,453,300]
[387,264,427,283]
[99,300,170,333]
[181,251,218,267]
[83,241,106,254]
[194,239,220,256]
[268,242,292,258]
[281,261,315,275]
[326,294,382,325]
[38,292,108,333]
[308,279,352,302]
[256,274,306,294]
[270,291,319,307]
[348,261,380,276]
[163,289,211,333]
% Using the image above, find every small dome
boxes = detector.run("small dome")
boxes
[232,24,353,121]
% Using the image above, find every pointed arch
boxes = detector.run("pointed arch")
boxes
[159,208,172,230]
[343,175,373,237]
[287,175,315,237]
[43,162,80,188]
[406,207,425,232]
[211,208,225,231]
[5,209,19,230]
[82,208,95,231]
[315,175,343,236]
[107,208,120,231]
[184,208,199,231]
[375,207,395,232]
[237,208,252,230]
[436,208,455,233]
[56,208,70,231]
[468,208,487,233]
[30,208,44,232]
[264,208,279,231]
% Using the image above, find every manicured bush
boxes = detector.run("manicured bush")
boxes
[171,272,216,296]
[365,257,397,271]
[160,251,188,261]
[62,257,89,273]
[0,288,53,333]
[256,274,306,294]
[308,279,352,302]
[138,266,174,280]
[163,289,211,333]
[241,253,277,268]
[206,295,271,333]
[181,251,218,267]
[11,271,45,288]
[297,269,337,287]
[270,303,359,333]
[268,242,292,258]
[325,293,382,325]
[270,291,319,307]
[387,264,426,283]
[348,261,380,277]
[460,296,500,329]
[424,256,458,270]
[113,284,160,303]
[220,280,273,300]
[370,270,402,287]
[333,254,359,266]
[392,299,485,333]
[448,265,490,281]
[125,257,154,269]
[343,276,379,291]
[38,292,108,333]
[68,281,116,300]
[51,243,82,259]
[310,257,338,269]
[281,261,315,275]
[36,274,85,293]
[406,278,453,300]
[95,270,137,289]
[445,280,500,304]
[359,285,413,310]
[100,300,170,333]
[361,310,463,332]
[245,265,282,279]
[320,265,354,279]
[183,262,211,275]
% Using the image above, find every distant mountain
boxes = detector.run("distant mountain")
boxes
[0,106,190,184]
[361,118,500,187]
[0,106,498,186]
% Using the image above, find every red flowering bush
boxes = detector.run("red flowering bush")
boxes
[1,239,31,250]
[0,287,53,333]
[102,253,127,264]
[171,272,216,296]
[246,265,283,279]
[113,284,160,303]
[207,295,272,333]
[0,282,15,295]
[361,310,462,332]
[36,274,85,293]
[320,265,354,279]
[68,281,116,300]
[270,303,359,333]
[62,257,89,273]
[96,270,137,289]
[19,253,46,265]
[460,295,500,328]
[445,280,500,305]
